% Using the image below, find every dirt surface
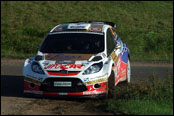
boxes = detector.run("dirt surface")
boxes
[1,96,112,115]
[1,58,173,115]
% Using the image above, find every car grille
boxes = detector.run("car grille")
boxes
[40,78,88,92]
[47,71,80,76]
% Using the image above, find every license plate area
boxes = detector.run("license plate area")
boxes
[54,82,72,87]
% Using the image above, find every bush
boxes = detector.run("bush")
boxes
[98,72,173,115]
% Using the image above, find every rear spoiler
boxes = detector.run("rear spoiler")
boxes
[68,21,116,28]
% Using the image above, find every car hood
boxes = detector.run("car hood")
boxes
[44,53,96,61]
[40,53,98,71]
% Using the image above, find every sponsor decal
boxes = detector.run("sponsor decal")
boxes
[109,26,115,35]
[84,77,89,82]
[82,62,89,66]
[24,90,43,94]
[46,54,82,60]
[24,77,41,85]
[113,56,121,80]
[102,53,106,58]
[120,44,129,63]
[121,46,128,55]
[88,25,103,32]
[56,60,75,64]
[89,73,108,81]
[69,26,86,29]
[110,51,119,63]
[53,27,63,32]
[59,93,68,95]
[44,64,84,70]
[56,27,63,31]
[83,90,100,95]
[89,27,102,32]
[84,77,107,85]
[119,61,127,79]
[83,82,107,95]
[42,61,50,66]
[26,74,43,81]
[45,54,96,61]
[113,59,127,86]
[68,24,91,30]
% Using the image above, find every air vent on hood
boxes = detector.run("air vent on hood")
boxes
[91,56,102,61]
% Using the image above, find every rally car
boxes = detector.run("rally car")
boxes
[23,21,131,98]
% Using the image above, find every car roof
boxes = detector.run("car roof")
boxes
[50,21,116,33]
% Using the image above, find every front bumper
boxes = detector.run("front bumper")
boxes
[24,77,108,96]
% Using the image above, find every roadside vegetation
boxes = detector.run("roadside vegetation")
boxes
[91,72,173,115]
[1,1,173,61]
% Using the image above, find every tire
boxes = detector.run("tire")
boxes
[126,59,131,83]
[108,71,115,90]
[108,71,115,98]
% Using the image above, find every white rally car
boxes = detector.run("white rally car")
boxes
[23,21,131,98]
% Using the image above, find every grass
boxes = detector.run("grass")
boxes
[1,1,173,61]
[95,73,173,115]
[106,99,173,115]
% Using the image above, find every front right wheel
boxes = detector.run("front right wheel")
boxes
[126,59,131,83]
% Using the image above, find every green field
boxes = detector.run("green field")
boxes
[1,1,173,61]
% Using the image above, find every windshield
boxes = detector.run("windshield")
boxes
[40,33,104,54]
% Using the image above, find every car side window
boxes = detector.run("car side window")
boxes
[106,28,115,56]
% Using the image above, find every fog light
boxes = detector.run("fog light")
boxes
[94,83,101,89]
[29,83,35,88]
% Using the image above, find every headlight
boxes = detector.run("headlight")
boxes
[83,62,103,75]
[31,62,45,74]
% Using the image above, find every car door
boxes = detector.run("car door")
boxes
[106,27,121,85]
